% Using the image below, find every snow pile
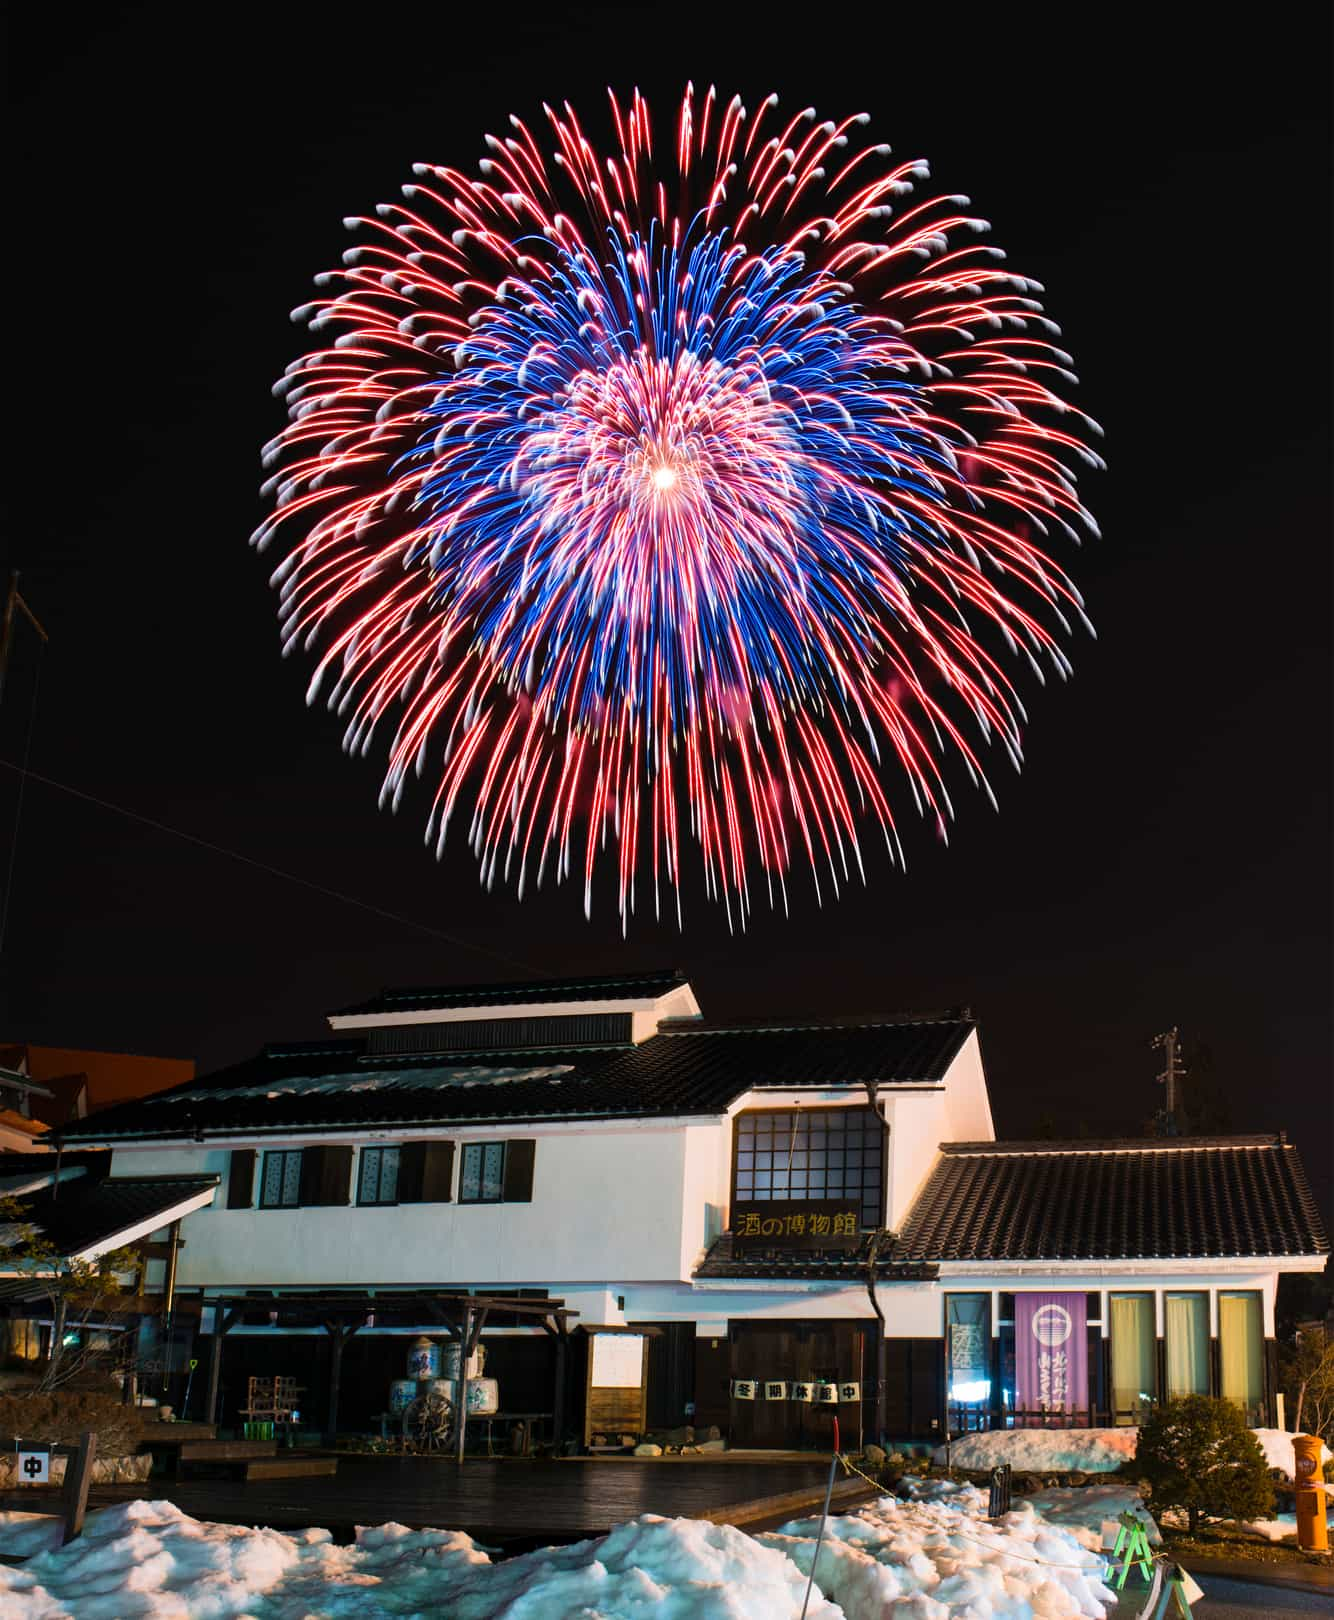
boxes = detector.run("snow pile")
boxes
[936,1425,1333,1480]
[1251,1428,1332,1479]
[760,1485,1114,1620]
[934,1427,1139,1473]
[1025,1485,1161,1547]
[0,1513,64,1559]
[0,1500,842,1620]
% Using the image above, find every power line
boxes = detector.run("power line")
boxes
[0,757,541,974]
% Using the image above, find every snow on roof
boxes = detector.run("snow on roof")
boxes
[159,1063,575,1103]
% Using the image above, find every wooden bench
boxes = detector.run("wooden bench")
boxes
[176,1438,338,1482]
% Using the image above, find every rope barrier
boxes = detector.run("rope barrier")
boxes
[817,1455,1153,1574]
[785,1457,1199,1612]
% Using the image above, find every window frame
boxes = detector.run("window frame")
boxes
[730,1104,885,1230]
[1218,1288,1265,1422]
[1163,1289,1211,1399]
[458,1140,508,1205]
[258,1148,303,1210]
[356,1144,402,1207]
[1108,1289,1158,1424]
[945,1292,993,1409]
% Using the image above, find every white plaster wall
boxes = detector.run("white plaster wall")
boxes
[677,1123,730,1275]
[939,1032,994,1144]
[113,1126,700,1289]
[885,1092,948,1230]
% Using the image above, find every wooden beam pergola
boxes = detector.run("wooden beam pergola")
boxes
[200,1290,577,1449]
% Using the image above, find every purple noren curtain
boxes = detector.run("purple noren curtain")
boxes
[1015,1292,1088,1416]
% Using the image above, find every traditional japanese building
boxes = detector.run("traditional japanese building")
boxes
[40,969,1330,1448]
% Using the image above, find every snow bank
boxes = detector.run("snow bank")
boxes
[936,1426,1332,1480]
[1251,1428,1332,1479]
[760,1484,1114,1620]
[0,1500,843,1620]
[1025,1485,1160,1547]
[933,1427,1139,1473]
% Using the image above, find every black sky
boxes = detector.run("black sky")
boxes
[4,6,1331,1228]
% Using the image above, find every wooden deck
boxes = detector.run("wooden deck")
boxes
[86,1455,840,1548]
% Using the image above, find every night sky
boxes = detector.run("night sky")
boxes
[5,8,1331,1232]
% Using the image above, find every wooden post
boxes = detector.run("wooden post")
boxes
[553,1321,568,1453]
[160,1220,182,1393]
[60,1431,96,1546]
[454,1304,472,1464]
[206,1308,237,1427]
[324,1321,347,1447]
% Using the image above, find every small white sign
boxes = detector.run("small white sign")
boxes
[590,1333,645,1390]
[17,1444,50,1484]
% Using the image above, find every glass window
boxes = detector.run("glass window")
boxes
[259,1150,302,1209]
[732,1109,883,1228]
[358,1146,401,1206]
[946,1294,992,1406]
[1165,1292,1210,1398]
[1109,1293,1156,1423]
[1219,1291,1264,1421]
[460,1142,506,1203]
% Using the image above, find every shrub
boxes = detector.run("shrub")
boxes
[1134,1395,1274,1532]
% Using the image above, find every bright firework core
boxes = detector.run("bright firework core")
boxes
[256,86,1101,927]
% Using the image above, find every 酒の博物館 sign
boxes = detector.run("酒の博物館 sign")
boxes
[732,1201,861,1248]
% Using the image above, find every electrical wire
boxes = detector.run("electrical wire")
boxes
[0,756,541,973]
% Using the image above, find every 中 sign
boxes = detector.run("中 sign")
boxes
[17,1444,50,1484]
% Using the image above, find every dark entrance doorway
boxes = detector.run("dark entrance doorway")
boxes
[729,1320,867,1449]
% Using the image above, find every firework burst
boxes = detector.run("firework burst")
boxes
[254,85,1102,927]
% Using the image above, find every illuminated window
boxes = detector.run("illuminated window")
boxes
[1219,1291,1264,1422]
[1109,1293,1157,1423]
[946,1294,992,1405]
[733,1109,883,1229]
[1165,1292,1210,1397]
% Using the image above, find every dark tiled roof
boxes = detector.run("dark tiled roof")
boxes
[695,1233,938,1281]
[897,1137,1330,1262]
[59,1017,973,1141]
[331,968,691,1017]
[4,1174,219,1259]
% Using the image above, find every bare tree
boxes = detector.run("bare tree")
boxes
[0,1195,143,1392]
[1281,1325,1334,1445]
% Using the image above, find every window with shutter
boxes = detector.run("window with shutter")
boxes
[259,1149,302,1209]
[358,1146,401,1205]
[226,1150,256,1209]
[398,1142,455,1203]
[459,1140,536,1203]
[502,1139,536,1202]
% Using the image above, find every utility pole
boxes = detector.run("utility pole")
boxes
[0,571,49,708]
[1151,1026,1184,1136]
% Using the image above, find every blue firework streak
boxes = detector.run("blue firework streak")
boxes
[414,225,949,738]
[255,86,1101,926]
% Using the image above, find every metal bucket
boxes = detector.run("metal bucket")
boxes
[406,1336,441,1379]
[388,1378,420,1416]
[466,1377,500,1415]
